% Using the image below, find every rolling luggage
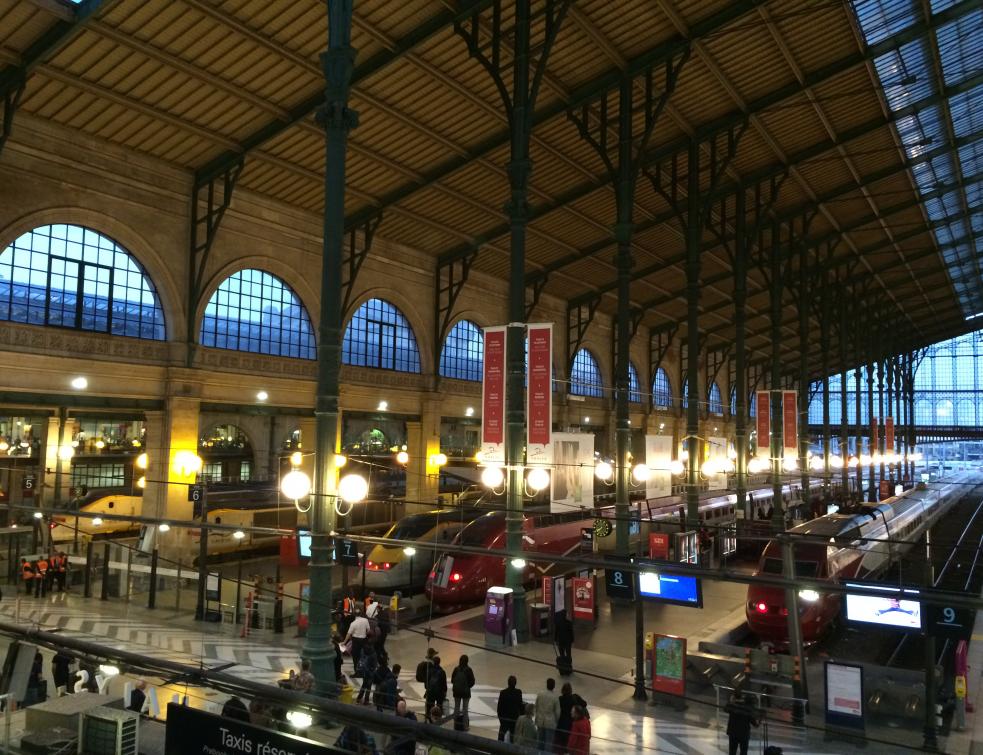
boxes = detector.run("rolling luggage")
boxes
[762,720,782,755]
[554,644,573,676]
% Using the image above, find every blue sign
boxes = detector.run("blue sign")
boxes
[638,569,702,607]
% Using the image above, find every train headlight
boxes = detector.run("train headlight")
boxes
[403,547,416,557]
[92,517,103,527]
[798,589,820,603]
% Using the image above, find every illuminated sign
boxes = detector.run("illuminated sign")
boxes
[638,569,702,608]
[844,582,923,631]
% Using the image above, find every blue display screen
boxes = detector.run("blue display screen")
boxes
[638,570,702,607]
[298,530,312,559]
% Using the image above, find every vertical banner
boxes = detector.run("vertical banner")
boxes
[481,326,507,464]
[572,577,594,621]
[645,434,673,499]
[651,635,687,697]
[542,576,553,608]
[782,390,798,454]
[526,323,553,466]
[708,436,727,490]
[885,417,894,451]
[871,416,879,454]
[756,391,770,450]
[649,532,670,560]
[550,432,594,513]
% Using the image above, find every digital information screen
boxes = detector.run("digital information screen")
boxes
[844,582,923,631]
[824,661,865,730]
[298,529,312,559]
[638,570,703,608]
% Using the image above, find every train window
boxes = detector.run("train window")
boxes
[459,514,504,545]
[761,558,819,577]
[762,558,783,574]
[386,517,440,541]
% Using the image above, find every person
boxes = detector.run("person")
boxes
[335,725,377,754]
[725,688,760,755]
[496,675,523,742]
[356,643,378,705]
[345,608,371,676]
[534,678,560,754]
[365,592,380,622]
[556,681,587,752]
[55,551,68,591]
[555,611,574,672]
[450,654,475,729]
[127,680,147,713]
[341,589,358,637]
[415,647,437,687]
[425,655,447,723]
[364,590,376,613]
[293,659,315,694]
[566,704,591,755]
[21,559,34,596]
[23,652,44,706]
[388,700,418,755]
[332,634,344,684]
[249,698,274,728]
[52,650,73,696]
[374,662,398,712]
[375,603,390,654]
[35,556,48,597]
[513,703,537,750]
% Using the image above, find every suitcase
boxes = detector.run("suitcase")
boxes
[762,720,782,755]
[556,654,573,676]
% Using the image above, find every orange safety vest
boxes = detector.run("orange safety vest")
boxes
[343,597,356,615]
[56,555,66,572]
[36,559,48,575]
[21,563,33,581]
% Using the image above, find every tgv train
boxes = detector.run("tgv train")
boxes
[425,480,826,611]
[746,474,973,645]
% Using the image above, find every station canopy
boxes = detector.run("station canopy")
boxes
[1,0,980,377]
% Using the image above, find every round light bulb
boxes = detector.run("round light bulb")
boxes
[594,461,613,482]
[334,454,347,468]
[33,511,43,520]
[338,473,369,503]
[94,440,105,450]
[632,463,650,483]
[669,459,685,476]
[848,456,860,468]
[481,465,505,488]
[809,456,824,471]
[396,450,409,465]
[859,454,872,466]
[526,467,550,492]
[136,452,149,469]
[782,456,798,472]
[70,376,88,390]
[58,445,74,461]
[830,455,843,468]
[256,391,268,402]
[174,450,203,477]
[430,452,448,467]
[0,441,8,452]
[136,476,146,489]
[280,470,312,500]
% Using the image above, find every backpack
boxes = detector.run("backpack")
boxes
[416,660,429,683]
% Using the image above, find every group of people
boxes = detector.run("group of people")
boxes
[20,552,68,596]
[496,675,591,755]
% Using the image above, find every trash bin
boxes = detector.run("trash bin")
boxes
[530,603,550,638]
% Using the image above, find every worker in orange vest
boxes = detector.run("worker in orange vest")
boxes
[55,551,68,592]
[21,559,34,595]
[35,556,48,597]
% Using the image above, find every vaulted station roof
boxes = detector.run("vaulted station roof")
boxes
[0,0,980,377]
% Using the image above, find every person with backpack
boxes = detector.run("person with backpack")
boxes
[496,675,523,742]
[415,647,437,687]
[355,643,378,705]
[425,655,447,723]
[556,681,587,752]
[450,654,475,730]
[726,688,760,755]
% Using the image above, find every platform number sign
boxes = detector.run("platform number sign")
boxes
[336,538,360,566]
[605,566,636,600]
[22,474,35,496]
[927,603,974,639]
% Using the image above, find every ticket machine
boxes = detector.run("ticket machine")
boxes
[484,586,514,647]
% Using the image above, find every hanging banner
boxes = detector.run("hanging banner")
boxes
[572,576,594,621]
[708,436,728,490]
[756,391,770,450]
[526,323,553,465]
[649,532,670,560]
[550,432,594,513]
[542,576,553,608]
[481,326,507,464]
[645,434,673,500]
[782,390,797,454]
[885,416,894,451]
[871,416,879,455]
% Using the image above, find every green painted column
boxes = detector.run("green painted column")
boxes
[734,190,749,519]
[685,140,702,530]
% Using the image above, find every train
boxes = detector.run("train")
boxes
[745,474,973,645]
[425,480,826,611]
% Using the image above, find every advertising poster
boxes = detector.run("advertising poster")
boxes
[871,417,879,456]
[526,323,553,466]
[708,436,727,489]
[297,581,310,632]
[542,576,553,607]
[551,432,594,513]
[572,576,594,620]
[645,434,673,499]
[481,326,507,464]
[652,634,686,697]
[782,390,797,454]
[824,661,864,730]
[885,416,894,451]
[649,532,670,560]
[756,391,770,450]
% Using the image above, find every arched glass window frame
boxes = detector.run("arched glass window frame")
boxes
[708,382,723,415]
[652,368,672,409]
[200,268,316,359]
[343,297,422,373]
[439,319,484,382]
[0,224,166,340]
[628,361,642,403]
[569,348,604,398]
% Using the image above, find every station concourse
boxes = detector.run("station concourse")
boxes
[0,0,981,753]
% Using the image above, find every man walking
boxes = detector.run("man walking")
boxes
[534,677,560,753]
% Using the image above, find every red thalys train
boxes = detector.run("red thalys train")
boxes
[746,474,972,645]
[426,480,819,611]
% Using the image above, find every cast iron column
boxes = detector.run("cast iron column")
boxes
[304,0,357,693]
[769,227,784,532]
[685,139,702,529]
[733,190,749,518]
[854,312,863,499]
[867,349,876,502]
[797,248,810,501]
[839,293,849,493]
[878,357,886,491]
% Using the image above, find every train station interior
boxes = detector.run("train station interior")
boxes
[0,0,981,753]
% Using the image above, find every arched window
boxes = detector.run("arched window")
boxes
[628,362,642,403]
[0,224,165,339]
[201,269,315,358]
[708,382,723,415]
[439,320,483,381]
[653,368,672,409]
[681,377,692,409]
[343,298,421,373]
[570,348,603,397]
[730,385,738,416]
[748,391,756,417]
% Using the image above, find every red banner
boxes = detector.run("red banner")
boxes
[871,417,879,454]
[481,327,506,460]
[650,634,687,697]
[885,416,894,451]
[782,390,797,453]
[649,532,670,560]
[542,576,553,608]
[526,324,552,458]
[756,391,770,450]
[572,577,594,620]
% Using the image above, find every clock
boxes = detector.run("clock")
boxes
[593,518,613,538]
